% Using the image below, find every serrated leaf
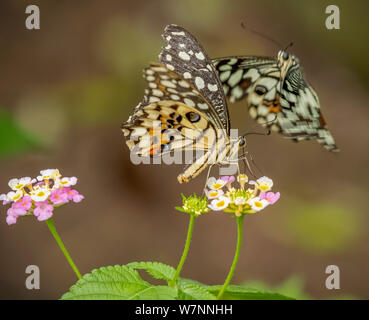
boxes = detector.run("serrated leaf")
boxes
[127,261,176,281]
[178,285,216,300]
[206,285,295,300]
[61,265,177,300]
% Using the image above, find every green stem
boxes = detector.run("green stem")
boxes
[45,218,82,280]
[217,215,245,299]
[170,213,196,287]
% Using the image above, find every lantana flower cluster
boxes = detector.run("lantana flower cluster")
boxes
[205,174,280,216]
[1,169,84,225]
[175,193,210,216]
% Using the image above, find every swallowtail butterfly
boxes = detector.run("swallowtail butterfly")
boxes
[212,52,339,151]
[122,25,245,183]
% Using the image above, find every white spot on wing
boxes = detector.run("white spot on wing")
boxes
[220,71,231,82]
[179,51,190,61]
[184,98,195,107]
[179,80,190,88]
[183,72,192,79]
[228,69,243,87]
[149,96,160,103]
[170,94,180,100]
[195,52,205,60]
[195,77,205,89]
[207,83,218,92]
[152,89,164,97]
[198,103,208,110]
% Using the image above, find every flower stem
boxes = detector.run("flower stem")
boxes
[217,215,244,299]
[45,218,82,280]
[170,213,196,287]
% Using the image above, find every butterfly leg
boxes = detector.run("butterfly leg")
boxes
[202,164,214,196]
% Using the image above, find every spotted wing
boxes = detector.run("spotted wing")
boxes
[124,100,219,155]
[139,62,212,113]
[122,101,225,183]
[159,24,230,133]
[213,56,338,151]
[278,79,339,151]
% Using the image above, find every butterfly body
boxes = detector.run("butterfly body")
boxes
[213,50,339,151]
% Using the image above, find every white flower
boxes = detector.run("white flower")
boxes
[8,177,34,191]
[256,176,274,192]
[37,169,61,181]
[206,177,226,190]
[208,196,230,211]
[0,194,8,201]
[6,190,23,202]
[30,185,51,202]
[54,177,77,188]
[205,189,224,199]
[247,197,269,212]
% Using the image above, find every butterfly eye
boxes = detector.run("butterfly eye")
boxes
[255,85,267,96]
[239,138,246,147]
[186,112,200,123]
[282,51,289,60]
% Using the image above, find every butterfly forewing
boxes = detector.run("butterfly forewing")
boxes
[159,24,230,132]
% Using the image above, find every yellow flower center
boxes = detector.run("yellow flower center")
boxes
[37,191,45,197]
[209,192,218,197]
[213,183,223,189]
[255,201,263,208]
[216,200,225,207]
[259,185,269,191]
[14,193,22,201]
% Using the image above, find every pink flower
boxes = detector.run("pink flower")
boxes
[63,187,84,203]
[72,193,84,203]
[50,188,69,205]
[33,201,54,221]
[12,196,32,215]
[260,191,280,205]
[6,208,19,225]
[220,176,235,189]
[6,214,17,225]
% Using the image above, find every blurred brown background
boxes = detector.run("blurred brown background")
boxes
[0,0,368,299]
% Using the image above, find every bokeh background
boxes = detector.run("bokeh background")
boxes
[0,0,368,299]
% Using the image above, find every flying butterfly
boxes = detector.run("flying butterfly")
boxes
[122,25,246,184]
[212,51,339,151]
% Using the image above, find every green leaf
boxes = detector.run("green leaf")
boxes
[206,285,295,300]
[127,262,176,282]
[0,108,38,156]
[178,284,216,300]
[61,265,177,300]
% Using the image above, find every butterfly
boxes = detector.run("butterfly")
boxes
[212,51,339,152]
[122,25,245,183]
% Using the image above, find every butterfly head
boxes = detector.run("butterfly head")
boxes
[277,50,300,68]
[238,136,246,148]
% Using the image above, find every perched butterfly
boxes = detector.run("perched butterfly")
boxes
[212,52,339,151]
[122,25,245,183]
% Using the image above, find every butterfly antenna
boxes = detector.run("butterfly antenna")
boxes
[241,21,283,49]
[283,41,294,51]
[241,114,277,137]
